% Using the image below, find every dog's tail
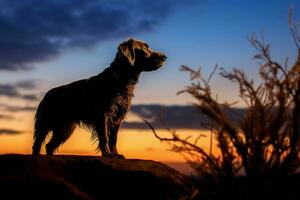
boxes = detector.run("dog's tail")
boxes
[32,97,51,155]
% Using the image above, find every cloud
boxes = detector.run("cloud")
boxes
[0,128,22,135]
[15,80,42,90]
[123,104,209,129]
[0,80,41,101]
[123,104,245,130]
[0,0,192,71]
[0,114,14,120]
[0,104,36,112]
[21,94,39,101]
[145,147,154,152]
[0,84,19,97]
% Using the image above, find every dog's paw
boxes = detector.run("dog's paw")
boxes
[103,152,125,159]
[115,154,125,159]
[102,152,115,158]
[110,152,125,159]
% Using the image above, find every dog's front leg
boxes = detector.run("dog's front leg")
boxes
[109,122,125,159]
[96,116,113,158]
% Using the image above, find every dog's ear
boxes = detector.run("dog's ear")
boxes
[117,39,135,66]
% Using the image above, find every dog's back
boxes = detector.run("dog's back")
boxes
[32,76,95,155]
[32,67,135,155]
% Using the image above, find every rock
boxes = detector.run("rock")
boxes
[0,154,193,200]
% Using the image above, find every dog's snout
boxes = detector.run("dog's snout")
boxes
[153,52,167,61]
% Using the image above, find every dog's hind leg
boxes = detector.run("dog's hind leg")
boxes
[32,128,49,156]
[46,123,75,155]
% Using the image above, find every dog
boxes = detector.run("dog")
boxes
[32,38,166,158]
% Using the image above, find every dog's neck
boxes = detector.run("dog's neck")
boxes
[109,61,140,85]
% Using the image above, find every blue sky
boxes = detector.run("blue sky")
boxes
[1,0,300,107]
[1,0,300,162]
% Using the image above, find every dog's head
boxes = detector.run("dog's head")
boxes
[116,38,167,72]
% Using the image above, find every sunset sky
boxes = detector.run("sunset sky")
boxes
[0,0,300,173]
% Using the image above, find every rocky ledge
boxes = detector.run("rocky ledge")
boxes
[0,154,194,200]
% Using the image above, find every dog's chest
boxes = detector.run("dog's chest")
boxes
[107,84,135,123]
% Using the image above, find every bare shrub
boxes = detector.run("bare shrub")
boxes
[146,9,300,184]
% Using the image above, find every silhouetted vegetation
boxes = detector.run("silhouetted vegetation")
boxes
[146,9,300,199]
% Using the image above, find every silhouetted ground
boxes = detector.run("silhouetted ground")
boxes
[192,173,300,200]
[0,154,193,200]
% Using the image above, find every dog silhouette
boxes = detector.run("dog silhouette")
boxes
[32,38,166,158]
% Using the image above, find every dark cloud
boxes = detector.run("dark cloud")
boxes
[0,0,192,71]
[123,104,245,130]
[21,94,39,101]
[15,80,41,89]
[0,84,19,97]
[123,104,209,129]
[0,80,41,101]
[0,104,36,112]
[0,128,22,135]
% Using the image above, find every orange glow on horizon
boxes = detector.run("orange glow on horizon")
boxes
[0,127,219,172]
[0,109,218,174]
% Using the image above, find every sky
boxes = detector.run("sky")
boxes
[0,0,300,173]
